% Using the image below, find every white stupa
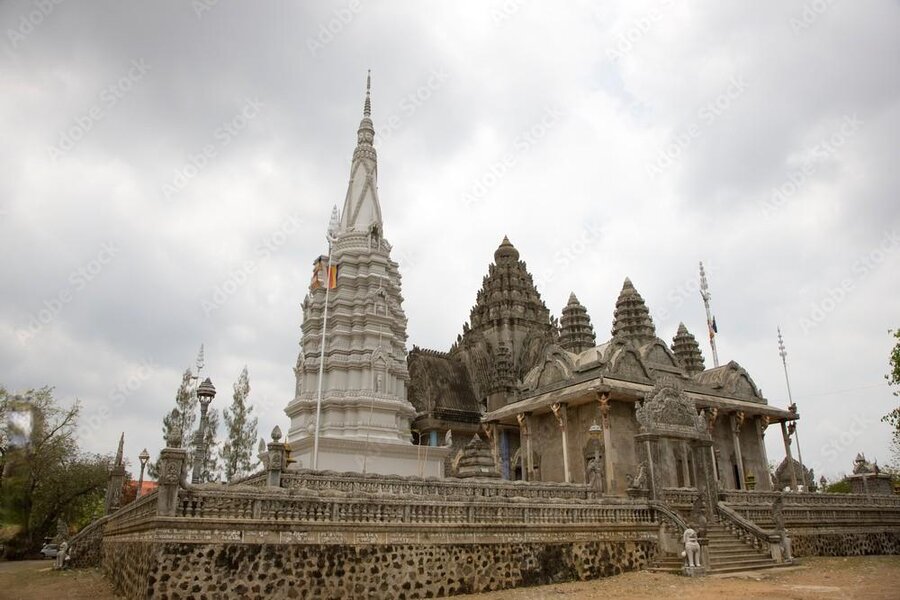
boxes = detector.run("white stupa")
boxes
[284,74,449,477]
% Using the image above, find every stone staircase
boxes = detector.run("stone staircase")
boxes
[651,521,779,574]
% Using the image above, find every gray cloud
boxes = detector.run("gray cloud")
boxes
[1,0,897,481]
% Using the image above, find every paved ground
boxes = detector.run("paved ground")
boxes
[0,556,898,599]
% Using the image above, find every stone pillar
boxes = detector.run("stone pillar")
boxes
[516,413,529,482]
[705,408,719,485]
[755,416,771,491]
[598,393,615,493]
[690,439,717,518]
[267,426,286,488]
[730,412,746,490]
[680,442,692,488]
[780,420,797,491]
[635,433,661,500]
[500,428,510,479]
[157,415,189,517]
[551,402,571,483]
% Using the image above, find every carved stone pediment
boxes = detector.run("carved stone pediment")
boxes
[605,340,652,382]
[522,345,576,391]
[635,377,709,439]
[695,360,764,403]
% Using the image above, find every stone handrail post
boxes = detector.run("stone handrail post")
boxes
[267,426,286,488]
[158,412,190,517]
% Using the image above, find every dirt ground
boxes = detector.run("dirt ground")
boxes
[0,556,898,600]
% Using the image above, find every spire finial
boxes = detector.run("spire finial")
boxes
[363,70,371,117]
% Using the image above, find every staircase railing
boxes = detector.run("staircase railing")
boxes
[716,501,780,553]
[649,500,689,560]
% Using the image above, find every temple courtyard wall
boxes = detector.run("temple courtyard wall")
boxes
[70,471,900,600]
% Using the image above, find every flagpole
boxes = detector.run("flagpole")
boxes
[312,213,337,471]
[699,261,720,368]
[778,327,805,491]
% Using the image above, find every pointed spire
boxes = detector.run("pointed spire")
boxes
[327,205,341,240]
[672,322,706,375]
[340,73,382,233]
[363,69,371,117]
[114,433,124,467]
[611,278,656,344]
[560,292,596,353]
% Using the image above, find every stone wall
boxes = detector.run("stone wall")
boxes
[792,529,900,557]
[68,515,110,568]
[101,539,653,599]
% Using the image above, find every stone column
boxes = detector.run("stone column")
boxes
[525,413,535,479]
[157,415,189,517]
[598,393,615,493]
[780,420,798,491]
[756,416,771,491]
[706,408,719,485]
[516,413,529,482]
[551,402,571,483]
[681,442,692,488]
[267,426,286,488]
[730,412,746,490]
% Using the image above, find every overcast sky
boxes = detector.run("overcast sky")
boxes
[2,1,898,482]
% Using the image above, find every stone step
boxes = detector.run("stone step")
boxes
[709,561,780,574]
[709,557,778,568]
[712,548,768,558]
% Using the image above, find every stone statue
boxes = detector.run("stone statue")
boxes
[55,541,69,570]
[627,462,648,490]
[444,429,453,447]
[682,527,700,567]
[587,457,604,491]
[772,495,793,562]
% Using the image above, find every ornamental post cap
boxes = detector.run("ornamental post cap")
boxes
[271,425,283,442]
[197,377,216,399]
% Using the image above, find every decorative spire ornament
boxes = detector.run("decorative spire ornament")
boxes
[778,326,806,490]
[699,262,720,367]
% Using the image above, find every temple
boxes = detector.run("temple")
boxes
[409,239,799,493]
[284,73,448,476]
[72,76,900,600]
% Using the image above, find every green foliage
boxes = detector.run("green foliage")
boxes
[0,386,111,558]
[148,369,197,480]
[883,329,900,468]
[220,366,258,482]
[826,479,851,494]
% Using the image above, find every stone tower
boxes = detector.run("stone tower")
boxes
[672,322,706,376]
[285,74,448,477]
[559,292,596,353]
[450,236,557,410]
[611,278,656,344]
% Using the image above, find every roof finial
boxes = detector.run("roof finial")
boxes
[363,69,371,118]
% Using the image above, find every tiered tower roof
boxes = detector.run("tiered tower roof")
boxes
[671,322,706,376]
[610,278,656,344]
[467,236,551,331]
[454,434,500,478]
[559,292,596,353]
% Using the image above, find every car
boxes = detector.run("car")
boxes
[40,544,59,559]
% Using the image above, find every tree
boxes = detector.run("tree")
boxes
[882,329,900,468]
[148,368,197,479]
[199,406,221,482]
[220,366,258,481]
[0,387,110,558]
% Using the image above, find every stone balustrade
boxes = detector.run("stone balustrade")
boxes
[173,485,652,526]
[271,469,600,500]
[720,490,900,508]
